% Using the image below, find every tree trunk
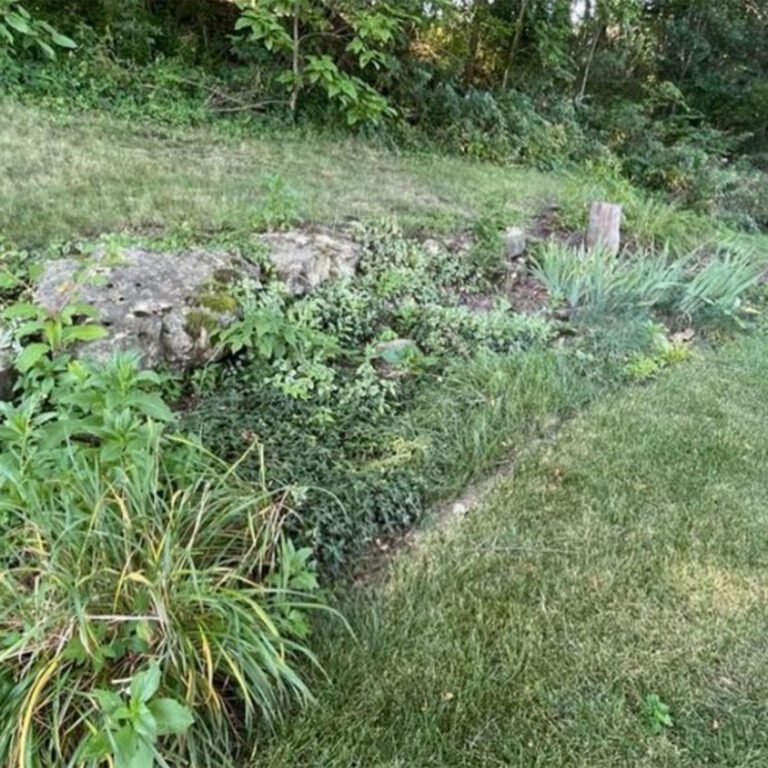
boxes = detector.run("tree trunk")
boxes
[289,0,301,118]
[578,22,601,101]
[463,0,489,85]
[586,202,622,255]
[502,0,531,90]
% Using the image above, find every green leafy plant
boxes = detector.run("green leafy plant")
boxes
[183,227,565,568]
[235,0,401,124]
[644,693,674,734]
[217,281,338,365]
[0,298,107,395]
[0,0,75,59]
[678,251,761,322]
[81,662,194,768]
[0,298,331,766]
[251,174,301,231]
[623,323,693,381]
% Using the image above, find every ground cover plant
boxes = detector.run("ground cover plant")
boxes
[179,221,762,570]
[246,334,768,767]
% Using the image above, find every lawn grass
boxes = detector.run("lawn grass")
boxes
[252,336,768,767]
[0,102,558,245]
[3,101,764,256]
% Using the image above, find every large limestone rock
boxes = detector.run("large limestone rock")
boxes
[262,229,362,295]
[32,230,364,369]
[33,248,260,368]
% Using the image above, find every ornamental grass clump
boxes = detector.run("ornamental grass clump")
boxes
[0,351,326,768]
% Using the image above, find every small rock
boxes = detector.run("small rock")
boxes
[373,338,417,361]
[372,338,419,380]
[503,227,527,260]
[451,502,468,518]
[261,229,362,295]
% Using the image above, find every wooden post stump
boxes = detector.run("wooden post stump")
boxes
[586,201,622,256]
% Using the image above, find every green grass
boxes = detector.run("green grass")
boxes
[0,102,559,245]
[3,101,765,254]
[251,336,768,767]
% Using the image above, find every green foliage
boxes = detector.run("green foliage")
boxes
[81,663,194,768]
[249,174,302,231]
[591,82,734,208]
[3,0,766,225]
[531,244,683,321]
[644,694,674,734]
[183,225,558,567]
[0,299,328,766]
[678,252,762,323]
[531,243,761,329]
[1,298,107,393]
[398,86,593,167]
[622,323,693,382]
[234,0,403,124]
[0,0,75,60]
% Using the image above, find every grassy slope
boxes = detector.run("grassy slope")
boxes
[5,102,766,256]
[0,103,561,245]
[255,337,768,767]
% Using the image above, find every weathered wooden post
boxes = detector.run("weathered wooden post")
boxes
[586,201,622,255]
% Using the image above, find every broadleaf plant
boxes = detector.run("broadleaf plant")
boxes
[0,0,76,59]
[235,0,404,124]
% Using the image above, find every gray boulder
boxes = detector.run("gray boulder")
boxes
[261,229,362,295]
[502,227,527,260]
[33,247,260,369]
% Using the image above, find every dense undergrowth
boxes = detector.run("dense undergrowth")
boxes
[1,185,765,764]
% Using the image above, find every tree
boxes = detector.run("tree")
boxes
[235,0,412,124]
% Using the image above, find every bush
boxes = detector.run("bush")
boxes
[591,84,734,209]
[396,84,593,167]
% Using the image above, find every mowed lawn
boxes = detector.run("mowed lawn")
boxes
[254,336,768,767]
[0,102,559,245]
[6,102,766,257]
